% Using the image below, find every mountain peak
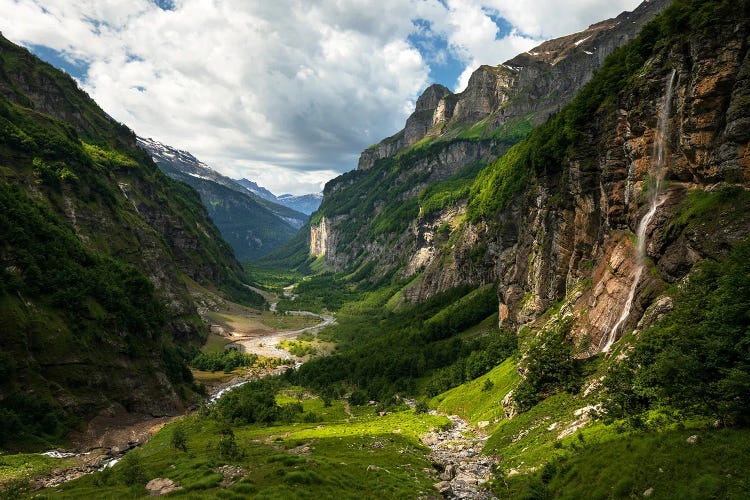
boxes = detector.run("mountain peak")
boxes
[415,84,453,112]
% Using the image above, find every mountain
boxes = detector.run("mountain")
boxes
[290,0,750,358]
[235,177,323,215]
[0,33,262,448]
[300,0,672,273]
[358,0,670,171]
[275,193,323,215]
[137,137,307,261]
[234,177,277,202]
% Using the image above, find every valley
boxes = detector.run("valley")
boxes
[2,0,750,498]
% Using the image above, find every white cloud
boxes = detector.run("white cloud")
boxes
[0,0,645,194]
[489,0,643,39]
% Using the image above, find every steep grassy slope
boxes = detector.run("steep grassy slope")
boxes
[0,34,261,449]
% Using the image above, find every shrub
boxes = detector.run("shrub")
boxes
[117,452,146,486]
[191,350,258,373]
[514,317,582,412]
[213,379,279,424]
[216,426,241,460]
[171,423,188,452]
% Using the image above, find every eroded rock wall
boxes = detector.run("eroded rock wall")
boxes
[410,19,750,352]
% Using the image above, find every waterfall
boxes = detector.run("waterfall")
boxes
[601,69,676,353]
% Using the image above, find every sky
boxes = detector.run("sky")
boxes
[1,0,642,195]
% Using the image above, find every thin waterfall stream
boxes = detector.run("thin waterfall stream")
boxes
[602,69,676,353]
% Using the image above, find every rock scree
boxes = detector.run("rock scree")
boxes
[423,414,497,499]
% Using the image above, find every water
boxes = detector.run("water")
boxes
[602,69,676,353]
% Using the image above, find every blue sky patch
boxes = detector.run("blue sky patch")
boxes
[27,44,89,81]
[153,0,176,11]
[408,19,464,90]
[484,9,515,39]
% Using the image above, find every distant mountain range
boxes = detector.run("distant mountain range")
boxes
[234,178,323,215]
[137,137,318,260]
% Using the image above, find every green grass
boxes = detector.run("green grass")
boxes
[498,428,750,499]
[0,453,75,485]
[201,334,231,354]
[278,340,317,357]
[484,392,597,471]
[46,397,450,499]
[432,357,519,428]
[674,185,750,228]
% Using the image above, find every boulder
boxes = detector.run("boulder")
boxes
[439,464,457,481]
[145,478,181,496]
[434,481,452,494]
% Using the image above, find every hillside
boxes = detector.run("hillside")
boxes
[0,34,262,449]
[137,137,307,261]
[300,0,672,278]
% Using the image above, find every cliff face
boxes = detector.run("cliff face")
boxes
[310,216,330,257]
[311,0,672,279]
[305,0,750,356]
[408,11,750,352]
[357,0,670,171]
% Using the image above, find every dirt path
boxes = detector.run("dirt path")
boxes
[422,414,497,499]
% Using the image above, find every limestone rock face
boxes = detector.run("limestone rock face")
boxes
[146,478,182,496]
[451,65,516,124]
[310,216,330,257]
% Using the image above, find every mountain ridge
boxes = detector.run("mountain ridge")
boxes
[233,177,323,215]
[357,0,672,171]
[137,136,308,261]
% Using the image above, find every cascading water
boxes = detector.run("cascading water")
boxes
[601,69,677,353]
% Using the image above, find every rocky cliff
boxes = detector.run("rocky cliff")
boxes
[310,0,672,279]
[303,0,750,356]
[406,1,750,352]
